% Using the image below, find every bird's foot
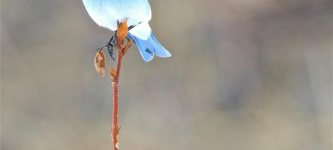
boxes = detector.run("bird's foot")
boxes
[97,35,116,60]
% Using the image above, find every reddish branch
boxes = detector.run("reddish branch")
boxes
[107,20,132,150]
[94,19,131,150]
[110,81,119,150]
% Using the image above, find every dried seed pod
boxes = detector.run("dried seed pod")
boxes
[94,50,106,77]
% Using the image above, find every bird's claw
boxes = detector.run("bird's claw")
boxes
[107,43,115,60]
[96,36,116,60]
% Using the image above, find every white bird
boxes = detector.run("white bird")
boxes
[82,0,171,61]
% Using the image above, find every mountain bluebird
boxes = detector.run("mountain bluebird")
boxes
[82,0,171,62]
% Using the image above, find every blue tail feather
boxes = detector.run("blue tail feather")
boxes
[127,33,171,62]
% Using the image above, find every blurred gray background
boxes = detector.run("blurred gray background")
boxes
[1,0,332,150]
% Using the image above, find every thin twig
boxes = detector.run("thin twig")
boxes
[111,81,119,150]
[109,20,130,150]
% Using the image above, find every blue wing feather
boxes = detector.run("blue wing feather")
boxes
[127,33,171,62]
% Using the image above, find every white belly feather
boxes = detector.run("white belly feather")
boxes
[82,0,152,40]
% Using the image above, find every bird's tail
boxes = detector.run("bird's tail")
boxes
[127,33,171,62]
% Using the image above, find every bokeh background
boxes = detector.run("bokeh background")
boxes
[1,0,332,150]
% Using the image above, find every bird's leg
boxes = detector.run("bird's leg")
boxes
[128,25,135,31]
[106,35,116,60]
[97,35,116,60]
[96,24,136,60]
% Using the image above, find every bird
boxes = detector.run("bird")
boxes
[82,0,171,62]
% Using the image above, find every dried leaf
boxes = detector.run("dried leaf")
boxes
[122,39,133,55]
[109,67,117,81]
[94,50,106,77]
[117,20,120,29]
[116,19,128,42]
